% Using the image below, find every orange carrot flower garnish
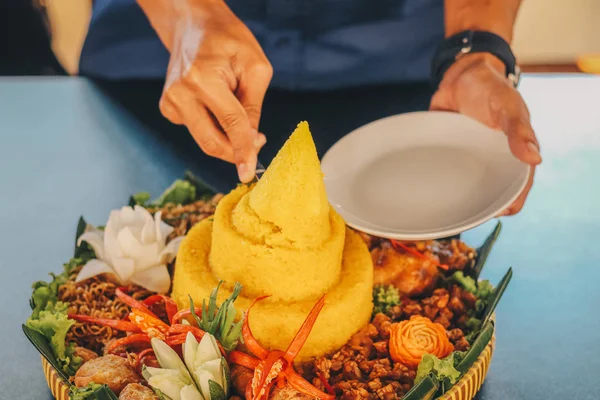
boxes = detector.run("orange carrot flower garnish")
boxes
[389,315,454,368]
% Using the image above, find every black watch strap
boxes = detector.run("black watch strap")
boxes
[431,30,520,88]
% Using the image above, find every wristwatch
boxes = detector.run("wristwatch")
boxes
[431,30,521,88]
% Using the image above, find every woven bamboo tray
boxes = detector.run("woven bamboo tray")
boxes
[42,335,494,400]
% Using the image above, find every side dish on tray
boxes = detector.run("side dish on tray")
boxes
[24,122,511,400]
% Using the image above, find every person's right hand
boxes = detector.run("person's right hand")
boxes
[137,0,272,182]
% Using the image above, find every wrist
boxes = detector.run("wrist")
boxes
[444,1,520,44]
[137,0,180,50]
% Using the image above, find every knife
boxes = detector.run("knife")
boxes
[251,160,266,183]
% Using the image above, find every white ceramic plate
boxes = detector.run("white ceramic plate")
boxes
[321,111,530,240]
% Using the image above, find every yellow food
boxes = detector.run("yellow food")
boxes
[173,121,374,361]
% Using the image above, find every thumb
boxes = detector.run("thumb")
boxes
[429,89,455,112]
[492,88,542,165]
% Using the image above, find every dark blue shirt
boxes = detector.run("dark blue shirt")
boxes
[79,0,444,90]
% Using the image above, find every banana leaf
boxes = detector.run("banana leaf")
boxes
[22,324,70,383]
[482,267,512,327]
[184,170,217,199]
[403,375,440,400]
[90,385,119,400]
[456,320,495,373]
[70,384,119,400]
[473,221,502,279]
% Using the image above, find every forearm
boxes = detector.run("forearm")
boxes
[137,0,228,51]
[444,0,522,43]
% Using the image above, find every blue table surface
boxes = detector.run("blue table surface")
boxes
[0,75,599,399]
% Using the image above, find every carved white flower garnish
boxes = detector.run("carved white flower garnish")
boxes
[75,205,183,293]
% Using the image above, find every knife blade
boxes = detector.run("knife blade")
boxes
[251,160,266,183]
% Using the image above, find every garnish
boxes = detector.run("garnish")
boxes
[130,179,197,208]
[389,315,454,368]
[451,271,496,341]
[75,205,184,293]
[144,332,229,400]
[27,256,90,376]
[372,284,401,315]
[69,287,229,357]
[189,281,244,352]
[26,301,82,375]
[228,295,335,400]
[415,353,461,388]
[69,382,105,400]
[391,240,449,270]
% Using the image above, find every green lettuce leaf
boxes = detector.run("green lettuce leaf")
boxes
[153,180,196,206]
[130,179,197,208]
[26,302,82,375]
[130,192,152,207]
[415,353,461,387]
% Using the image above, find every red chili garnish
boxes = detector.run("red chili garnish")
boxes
[116,288,158,317]
[106,334,152,354]
[242,296,270,360]
[143,295,179,324]
[128,309,170,340]
[391,240,449,270]
[171,307,203,324]
[318,372,335,396]
[68,315,142,333]
[230,295,334,400]
[229,351,260,370]
[133,348,156,374]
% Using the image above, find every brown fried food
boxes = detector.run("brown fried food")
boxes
[74,347,99,363]
[371,243,439,297]
[270,386,312,400]
[74,355,141,395]
[119,383,159,400]
[230,365,254,397]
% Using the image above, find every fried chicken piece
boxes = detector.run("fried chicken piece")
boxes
[74,355,141,394]
[371,244,440,297]
[119,383,159,400]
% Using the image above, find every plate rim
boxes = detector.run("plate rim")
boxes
[321,111,531,240]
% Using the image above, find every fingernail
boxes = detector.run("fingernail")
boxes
[254,135,266,148]
[527,141,541,157]
[237,163,254,183]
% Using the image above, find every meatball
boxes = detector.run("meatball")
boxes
[230,365,254,397]
[74,355,141,394]
[74,347,99,363]
[119,383,159,400]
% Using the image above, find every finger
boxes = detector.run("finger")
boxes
[429,89,455,112]
[497,166,535,216]
[490,87,542,165]
[187,106,236,163]
[188,74,257,183]
[159,89,184,125]
[166,84,235,162]
[237,62,273,130]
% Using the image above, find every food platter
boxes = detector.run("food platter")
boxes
[40,337,494,400]
[23,122,511,400]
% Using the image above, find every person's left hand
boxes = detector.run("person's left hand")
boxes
[430,53,542,216]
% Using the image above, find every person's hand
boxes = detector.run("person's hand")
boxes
[137,0,272,183]
[430,53,542,216]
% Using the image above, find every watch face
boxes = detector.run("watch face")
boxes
[509,65,521,88]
